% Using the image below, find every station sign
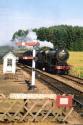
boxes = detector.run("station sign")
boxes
[9,93,57,99]
[56,95,73,107]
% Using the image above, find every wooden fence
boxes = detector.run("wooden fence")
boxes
[0,94,73,122]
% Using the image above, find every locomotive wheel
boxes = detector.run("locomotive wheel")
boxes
[57,70,65,75]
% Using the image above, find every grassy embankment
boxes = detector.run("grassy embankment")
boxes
[68,52,83,78]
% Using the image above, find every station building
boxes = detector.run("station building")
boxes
[3,51,17,74]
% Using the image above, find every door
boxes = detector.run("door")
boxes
[7,59,12,72]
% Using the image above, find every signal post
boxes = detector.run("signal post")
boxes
[29,46,36,90]
[16,41,40,91]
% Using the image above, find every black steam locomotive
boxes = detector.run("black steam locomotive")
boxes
[19,47,70,74]
[36,47,70,74]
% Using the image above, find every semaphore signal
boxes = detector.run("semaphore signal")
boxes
[16,40,40,91]
[16,41,40,47]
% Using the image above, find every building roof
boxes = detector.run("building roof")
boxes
[3,51,17,59]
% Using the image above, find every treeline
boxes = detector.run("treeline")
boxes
[12,25,83,51]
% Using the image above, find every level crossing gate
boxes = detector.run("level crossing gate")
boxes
[0,94,73,122]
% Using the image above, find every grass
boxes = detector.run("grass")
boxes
[68,51,83,78]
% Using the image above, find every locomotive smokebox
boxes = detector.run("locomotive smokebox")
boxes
[56,49,69,62]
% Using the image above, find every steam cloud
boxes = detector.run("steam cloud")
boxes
[38,40,54,48]
[14,30,54,49]
[26,30,54,49]
[27,30,37,41]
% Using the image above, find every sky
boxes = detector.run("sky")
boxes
[0,0,83,46]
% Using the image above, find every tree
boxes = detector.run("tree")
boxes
[12,29,28,41]
[12,25,83,51]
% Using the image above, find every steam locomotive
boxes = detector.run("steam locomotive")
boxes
[19,47,70,74]
[36,47,70,74]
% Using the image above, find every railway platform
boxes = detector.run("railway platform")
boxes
[0,64,82,124]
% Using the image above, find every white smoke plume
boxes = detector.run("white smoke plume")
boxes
[27,30,37,41]
[15,30,54,49]
[26,30,54,49]
[38,40,54,48]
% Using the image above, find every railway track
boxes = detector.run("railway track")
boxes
[18,63,83,115]
[50,74,83,93]
[61,75,83,85]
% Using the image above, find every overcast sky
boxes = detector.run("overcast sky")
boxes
[0,0,83,46]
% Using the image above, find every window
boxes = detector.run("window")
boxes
[7,59,12,66]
